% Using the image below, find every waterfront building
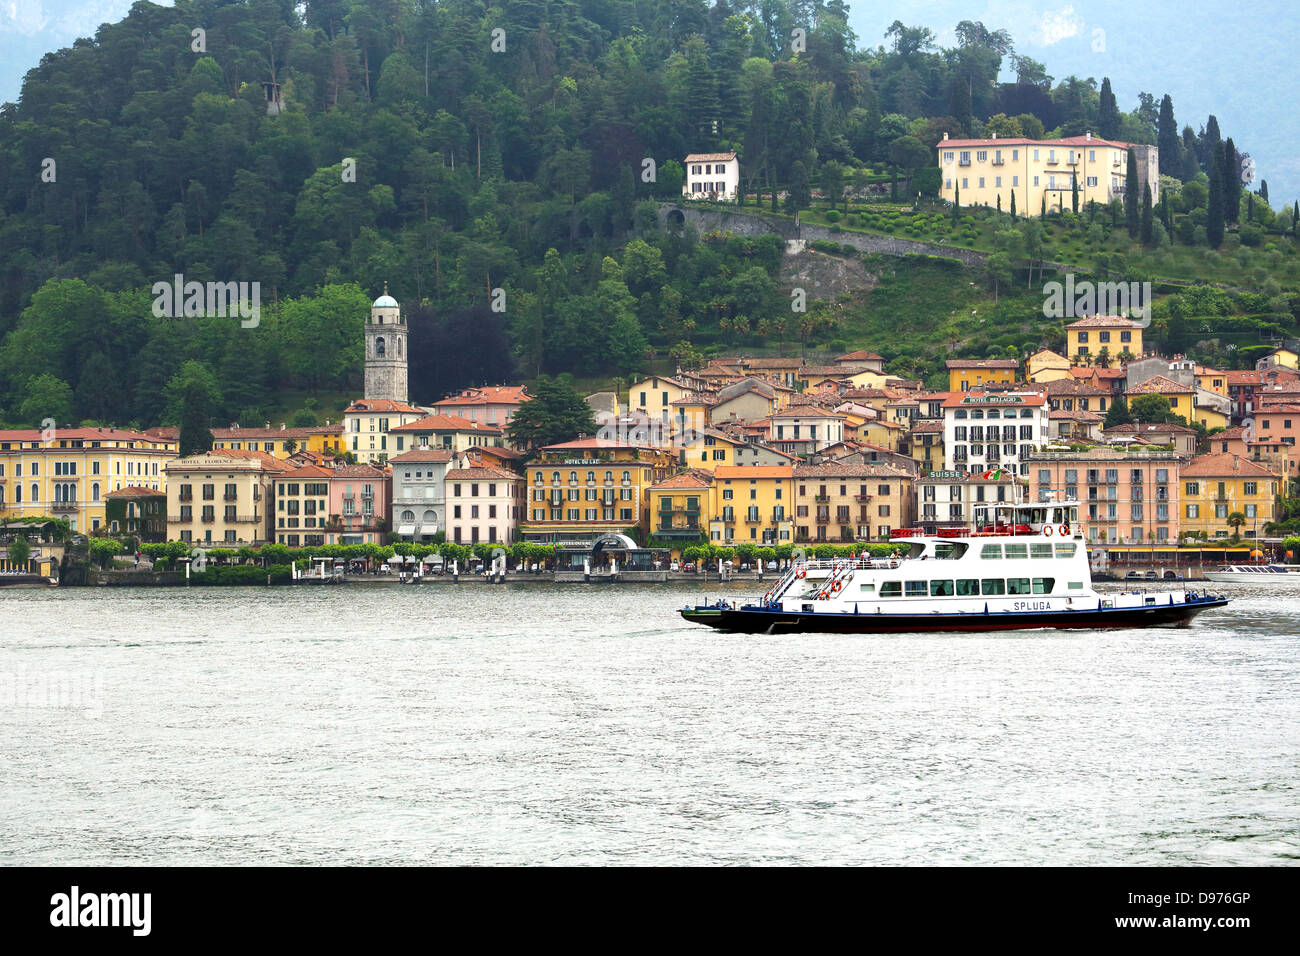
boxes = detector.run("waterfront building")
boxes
[519,439,678,545]
[915,470,1028,533]
[1027,448,1184,545]
[792,462,914,542]
[273,464,334,547]
[211,422,343,459]
[104,486,167,541]
[648,471,711,544]
[343,398,427,465]
[0,426,178,534]
[389,448,454,542]
[937,132,1157,215]
[165,449,284,546]
[445,462,524,545]
[943,391,1050,476]
[708,465,794,546]
[1179,454,1279,540]
[325,465,391,545]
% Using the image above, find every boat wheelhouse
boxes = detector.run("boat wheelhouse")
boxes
[681,496,1227,633]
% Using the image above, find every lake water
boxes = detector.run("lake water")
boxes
[2,581,1297,865]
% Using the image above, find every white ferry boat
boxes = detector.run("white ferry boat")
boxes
[681,498,1228,633]
[1203,564,1300,583]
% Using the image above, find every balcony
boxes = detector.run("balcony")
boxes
[201,514,216,523]
[50,501,78,513]
[178,493,193,501]
[744,513,761,523]
[224,493,237,501]
[813,494,830,503]
[853,493,872,501]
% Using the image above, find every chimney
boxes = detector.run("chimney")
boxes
[943,132,949,141]
[280,422,286,431]
[991,132,997,139]
[264,421,271,429]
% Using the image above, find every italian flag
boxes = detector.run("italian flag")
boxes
[982,469,1004,480]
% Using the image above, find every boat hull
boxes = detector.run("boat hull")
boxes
[680,597,1229,634]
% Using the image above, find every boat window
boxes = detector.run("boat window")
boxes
[1068,582,1084,590]
[1032,577,1055,594]
[859,583,875,593]
[956,579,980,596]
[1054,543,1076,558]
[905,581,928,597]
[981,578,1006,595]
[1006,577,1032,595]
[1069,507,1078,522]
[930,580,955,596]
[1004,543,1028,559]
[1030,544,1053,559]
[880,582,902,596]
[981,544,1002,559]
[934,543,955,559]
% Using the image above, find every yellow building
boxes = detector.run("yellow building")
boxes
[860,418,905,451]
[648,470,711,547]
[343,398,428,465]
[792,462,915,542]
[165,449,286,546]
[391,413,505,456]
[937,133,1158,216]
[1125,376,1229,431]
[1066,316,1144,361]
[1026,349,1073,384]
[1194,367,1228,396]
[1180,454,1278,540]
[629,375,691,427]
[272,464,333,547]
[674,427,744,471]
[906,420,944,471]
[1259,347,1299,371]
[707,465,794,546]
[519,438,677,544]
[0,426,178,534]
[946,359,1018,393]
[212,424,343,459]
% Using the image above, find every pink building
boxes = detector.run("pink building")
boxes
[326,464,391,545]
[430,386,531,428]
[445,462,525,545]
[1027,448,1185,545]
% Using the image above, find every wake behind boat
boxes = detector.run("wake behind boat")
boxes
[681,497,1228,634]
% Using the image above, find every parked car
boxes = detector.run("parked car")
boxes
[683,563,695,572]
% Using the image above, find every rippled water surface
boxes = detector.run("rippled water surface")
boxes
[2,581,1297,865]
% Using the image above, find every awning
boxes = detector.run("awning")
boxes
[397,525,416,535]
[419,525,438,534]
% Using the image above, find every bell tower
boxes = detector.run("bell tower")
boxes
[364,282,408,402]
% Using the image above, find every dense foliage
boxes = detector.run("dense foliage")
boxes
[0,0,1282,428]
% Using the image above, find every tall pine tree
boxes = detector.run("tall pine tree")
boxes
[1098,78,1120,140]
[1124,149,1140,238]
[1140,183,1154,245]
[1207,148,1225,248]
[949,77,972,135]
[1223,138,1240,224]
[1010,190,1016,219]
[1156,94,1181,177]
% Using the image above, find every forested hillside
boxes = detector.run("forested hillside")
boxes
[0,0,1288,429]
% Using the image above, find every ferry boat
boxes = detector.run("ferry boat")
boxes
[1203,564,1300,583]
[680,498,1228,633]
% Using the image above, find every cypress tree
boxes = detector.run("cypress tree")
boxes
[1247,193,1254,222]
[1259,180,1268,205]
[1140,183,1154,245]
[1294,201,1298,236]
[1223,138,1240,223]
[1071,175,1079,214]
[1156,94,1180,177]
[953,181,960,223]
[1180,127,1200,181]
[1041,194,1046,218]
[1105,396,1133,428]
[1207,149,1225,248]
[1098,78,1120,140]
[996,193,1002,214]
[1010,190,1016,219]
[1124,149,1140,237]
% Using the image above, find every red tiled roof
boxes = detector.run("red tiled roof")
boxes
[836,350,884,362]
[391,414,501,434]
[684,151,737,162]
[1182,454,1276,478]
[945,359,1019,369]
[345,399,425,414]
[1126,375,1193,396]
[447,464,522,481]
[713,465,793,479]
[939,134,1140,150]
[104,485,163,498]
[942,392,1046,408]
[167,449,287,470]
[388,449,455,463]
[793,462,910,478]
[651,470,714,490]
[432,386,530,407]
[1065,315,1142,329]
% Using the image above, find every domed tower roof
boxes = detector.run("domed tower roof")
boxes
[372,281,398,308]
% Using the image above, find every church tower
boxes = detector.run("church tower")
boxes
[364,283,408,402]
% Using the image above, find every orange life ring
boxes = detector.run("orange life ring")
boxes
[831,580,843,592]
[1043,525,1054,537]
[796,568,807,578]
[1059,523,1070,536]
[817,592,830,600]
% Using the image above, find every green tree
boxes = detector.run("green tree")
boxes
[1223,138,1240,224]
[1104,397,1133,428]
[785,161,811,215]
[1207,149,1226,248]
[164,361,220,456]
[1157,94,1181,177]
[1129,393,1174,423]
[820,161,846,210]
[1124,149,1140,238]
[505,375,596,452]
[1098,77,1120,140]
[7,536,31,570]
[1226,510,1246,541]
[1140,183,1154,245]
[19,374,74,427]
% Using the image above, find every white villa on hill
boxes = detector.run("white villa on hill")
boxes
[683,151,740,201]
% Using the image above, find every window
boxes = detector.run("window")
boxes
[980,544,1002,559]
[1004,544,1028,559]
[1006,578,1032,595]
[880,582,902,597]
[981,579,1006,595]
[929,580,954,596]
[904,581,928,597]
[955,579,980,596]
